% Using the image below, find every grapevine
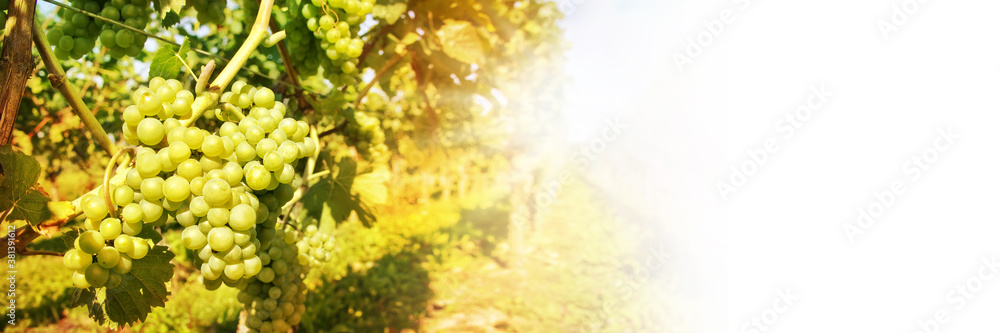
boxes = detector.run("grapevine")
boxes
[2,0,575,330]
[45,0,154,59]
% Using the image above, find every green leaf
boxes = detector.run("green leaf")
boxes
[0,145,73,229]
[148,38,191,79]
[0,145,41,213]
[353,166,389,205]
[156,0,185,16]
[435,19,484,64]
[160,10,181,28]
[302,158,377,227]
[76,245,174,327]
[5,189,49,223]
[72,288,105,324]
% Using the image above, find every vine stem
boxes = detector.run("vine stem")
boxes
[181,0,275,127]
[21,250,64,257]
[354,50,407,109]
[102,147,136,217]
[32,20,119,157]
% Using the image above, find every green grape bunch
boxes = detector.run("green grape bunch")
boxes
[65,77,318,292]
[238,227,309,333]
[296,224,335,265]
[186,0,226,25]
[45,0,153,60]
[284,0,374,85]
[343,111,388,161]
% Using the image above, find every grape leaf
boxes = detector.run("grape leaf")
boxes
[0,145,41,212]
[160,10,181,28]
[435,20,484,64]
[353,166,389,205]
[155,0,185,16]
[72,287,105,324]
[75,245,174,327]
[148,38,191,79]
[302,158,377,227]
[0,145,73,228]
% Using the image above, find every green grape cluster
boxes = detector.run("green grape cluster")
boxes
[45,0,152,59]
[285,0,374,84]
[66,77,318,291]
[296,224,335,265]
[237,228,308,333]
[187,0,226,25]
[64,190,156,289]
[344,111,388,161]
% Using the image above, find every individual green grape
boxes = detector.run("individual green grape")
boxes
[236,142,257,163]
[276,165,295,184]
[256,138,278,158]
[203,135,225,157]
[63,249,93,270]
[121,203,143,224]
[99,218,122,240]
[263,152,283,172]
[229,204,256,231]
[140,177,165,201]
[157,148,179,173]
[253,87,276,108]
[113,186,134,207]
[96,247,121,269]
[182,226,208,250]
[168,141,192,163]
[57,36,74,51]
[245,126,266,145]
[224,263,245,280]
[184,127,206,150]
[233,229,252,247]
[207,207,230,227]
[77,230,105,254]
[114,235,134,253]
[135,152,162,178]
[84,263,110,287]
[137,118,165,146]
[163,175,192,202]
[277,142,299,163]
[202,178,232,207]
[72,271,91,289]
[140,199,164,223]
[208,227,235,251]
[114,29,133,48]
[82,194,109,221]
[190,177,208,196]
[200,155,224,172]
[177,159,203,180]
[122,218,143,236]
[246,165,271,191]
[128,239,149,259]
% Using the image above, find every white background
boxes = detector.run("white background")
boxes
[563,0,1000,332]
